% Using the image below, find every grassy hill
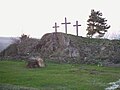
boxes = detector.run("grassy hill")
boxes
[1,32,120,66]
[0,60,120,90]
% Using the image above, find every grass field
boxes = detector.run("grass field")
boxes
[0,60,120,90]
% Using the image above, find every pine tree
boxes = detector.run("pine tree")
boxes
[86,9,110,38]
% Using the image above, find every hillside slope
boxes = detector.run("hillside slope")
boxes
[0,37,15,52]
[1,32,120,65]
[0,37,39,59]
[35,32,120,65]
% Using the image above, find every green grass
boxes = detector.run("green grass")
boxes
[0,60,120,90]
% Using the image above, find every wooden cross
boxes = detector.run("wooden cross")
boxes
[73,21,81,36]
[61,17,71,34]
[53,22,59,32]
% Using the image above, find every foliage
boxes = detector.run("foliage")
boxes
[20,34,30,41]
[86,9,110,38]
[0,60,120,90]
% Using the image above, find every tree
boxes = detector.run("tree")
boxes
[20,34,29,41]
[86,9,110,38]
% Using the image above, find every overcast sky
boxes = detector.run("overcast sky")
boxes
[0,0,120,39]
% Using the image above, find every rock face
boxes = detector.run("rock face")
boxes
[0,32,120,65]
[35,33,80,63]
[35,32,120,64]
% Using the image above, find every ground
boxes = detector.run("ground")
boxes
[0,60,120,90]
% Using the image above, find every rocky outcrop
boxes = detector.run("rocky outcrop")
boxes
[0,37,39,60]
[34,33,80,63]
[34,32,120,64]
[0,32,120,65]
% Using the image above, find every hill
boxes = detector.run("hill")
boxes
[34,32,120,65]
[0,37,15,52]
[0,36,39,60]
[0,32,120,66]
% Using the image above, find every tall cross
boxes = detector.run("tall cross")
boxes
[73,21,81,36]
[53,22,59,32]
[61,17,71,34]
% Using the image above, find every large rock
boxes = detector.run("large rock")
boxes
[27,57,45,68]
[35,33,79,61]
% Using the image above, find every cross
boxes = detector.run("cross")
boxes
[53,22,59,33]
[61,17,71,34]
[73,21,81,36]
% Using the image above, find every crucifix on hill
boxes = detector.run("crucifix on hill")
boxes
[73,21,81,36]
[53,22,59,33]
[61,17,71,34]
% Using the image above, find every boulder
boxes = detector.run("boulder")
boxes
[27,57,45,68]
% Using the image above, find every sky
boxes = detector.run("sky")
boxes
[0,0,120,39]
